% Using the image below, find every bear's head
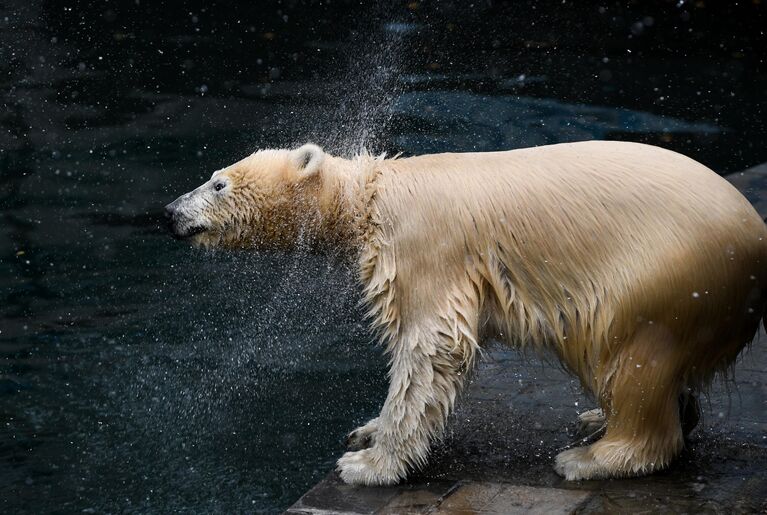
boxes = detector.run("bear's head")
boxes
[165,143,352,250]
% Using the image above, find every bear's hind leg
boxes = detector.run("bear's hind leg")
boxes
[555,329,685,480]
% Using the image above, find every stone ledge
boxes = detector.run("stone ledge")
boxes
[286,475,593,515]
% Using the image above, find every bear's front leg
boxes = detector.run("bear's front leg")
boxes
[337,326,476,485]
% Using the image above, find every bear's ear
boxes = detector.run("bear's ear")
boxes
[291,143,325,179]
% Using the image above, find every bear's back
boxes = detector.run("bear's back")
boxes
[378,141,763,251]
[371,140,767,345]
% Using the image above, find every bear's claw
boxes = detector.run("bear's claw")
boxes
[345,418,379,451]
[576,408,606,435]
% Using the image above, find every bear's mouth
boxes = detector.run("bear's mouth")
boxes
[172,225,209,240]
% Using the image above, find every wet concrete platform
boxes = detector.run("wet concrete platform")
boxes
[287,163,767,514]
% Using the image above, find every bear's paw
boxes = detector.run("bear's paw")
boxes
[554,447,605,481]
[336,449,402,486]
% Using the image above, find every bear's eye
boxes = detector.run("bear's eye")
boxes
[214,182,226,192]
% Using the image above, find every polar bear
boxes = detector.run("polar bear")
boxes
[165,140,767,485]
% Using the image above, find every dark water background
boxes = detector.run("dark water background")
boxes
[1,1,765,513]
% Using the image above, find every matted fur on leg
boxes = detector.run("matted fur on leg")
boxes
[338,298,480,485]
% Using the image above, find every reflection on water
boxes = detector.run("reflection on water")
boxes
[1,1,766,513]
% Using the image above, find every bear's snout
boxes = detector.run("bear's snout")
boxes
[164,196,208,240]
[164,202,176,219]
[164,202,182,238]
[164,202,185,239]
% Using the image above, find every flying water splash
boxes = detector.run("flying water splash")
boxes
[80,23,406,512]
[301,21,408,156]
[130,17,409,430]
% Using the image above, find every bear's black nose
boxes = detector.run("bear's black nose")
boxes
[164,203,175,219]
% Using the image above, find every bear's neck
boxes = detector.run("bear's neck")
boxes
[313,155,382,256]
